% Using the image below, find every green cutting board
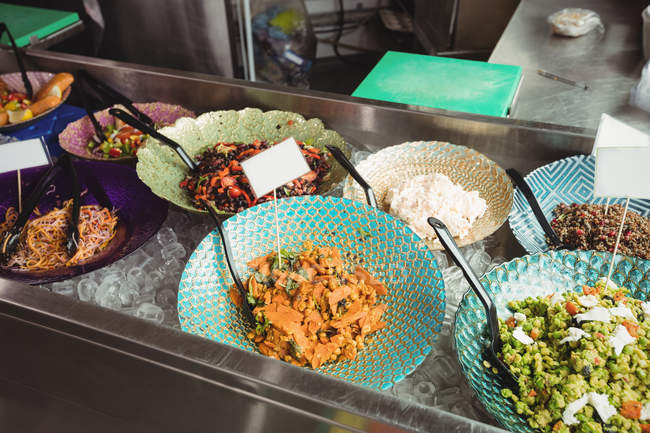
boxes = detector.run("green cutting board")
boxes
[352,51,522,117]
[0,3,80,47]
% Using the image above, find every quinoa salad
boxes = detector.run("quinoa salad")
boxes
[496,279,650,433]
[549,203,650,260]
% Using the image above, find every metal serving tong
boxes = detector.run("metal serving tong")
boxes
[75,70,155,144]
[0,155,81,265]
[109,108,197,169]
[428,217,518,389]
[0,22,33,100]
[506,168,563,248]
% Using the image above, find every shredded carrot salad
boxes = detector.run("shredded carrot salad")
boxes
[230,243,388,368]
[0,199,118,271]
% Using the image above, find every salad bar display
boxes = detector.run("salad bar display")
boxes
[1,48,644,433]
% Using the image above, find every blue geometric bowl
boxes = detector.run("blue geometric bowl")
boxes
[454,249,650,433]
[178,195,446,390]
[508,155,650,254]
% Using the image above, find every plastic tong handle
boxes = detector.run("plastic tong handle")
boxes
[74,76,105,144]
[506,168,562,248]
[428,217,518,387]
[0,23,33,99]
[0,155,81,262]
[325,145,377,208]
[77,70,154,126]
[203,202,255,324]
[427,217,497,325]
[109,108,197,171]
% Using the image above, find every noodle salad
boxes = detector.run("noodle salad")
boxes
[0,199,118,271]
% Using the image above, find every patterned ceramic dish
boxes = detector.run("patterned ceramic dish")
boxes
[508,155,650,254]
[178,195,446,390]
[342,141,513,250]
[58,102,195,162]
[0,71,72,133]
[454,249,650,433]
[0,160,168,285]
[136,108,349,215]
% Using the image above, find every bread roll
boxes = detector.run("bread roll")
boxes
[0,111,7,126]
[29,95,61,115]
[36,72,74,101]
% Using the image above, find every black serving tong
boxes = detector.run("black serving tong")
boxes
[109,108,197,170]
[506,168,563,248]
[202,200,255,324]
[110,108,256,322]
[325,145,378,209]
[428,217,518,389]
[0,155,81,264]
[75,70,154,145]
[0,23,33,100]
[77,70,154,125]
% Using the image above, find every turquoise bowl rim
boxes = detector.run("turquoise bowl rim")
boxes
[453,249,650,432]
[178,195,447,390]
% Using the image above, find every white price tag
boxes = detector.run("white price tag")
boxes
[593,114,650,198]
[0,138,51,174]
[240,137,311,198]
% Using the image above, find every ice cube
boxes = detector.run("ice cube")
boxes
[436,386,463,409]
[413,381,437,406]
[422,355,461,389]
[159,257,184,276]
[161,242,186,262]
[432,251,449,269]
[118,281,139,308]
[97,270,124,287]
[94,280,122,310]
[135,302,165,324]
[392,377,419,403]
[146,270,166,290]
[487,256,506,271]
[156,227,178,246]
[468,251,491,275]
[77,279,98,303]
[127,267,147,291]
[155,288,177,309]
[50,281,75,297]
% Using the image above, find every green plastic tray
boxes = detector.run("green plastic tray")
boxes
[352,51,522,117]
[0,3,80,47]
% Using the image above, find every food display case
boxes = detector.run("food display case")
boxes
[0,48,596,433]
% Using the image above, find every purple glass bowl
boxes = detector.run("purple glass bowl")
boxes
[0,160,168,284]
[58,102,195,162]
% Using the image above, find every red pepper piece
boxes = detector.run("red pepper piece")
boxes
[109,147,122,157]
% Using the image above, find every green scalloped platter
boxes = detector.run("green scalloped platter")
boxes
[136,108,349,214]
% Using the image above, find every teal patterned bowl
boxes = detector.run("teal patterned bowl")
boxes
[455,249,650,433]
[508,155,650,254]
[178,195,446,390]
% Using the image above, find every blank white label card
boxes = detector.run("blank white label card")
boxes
[240,137,311,198]
[0,138,51,174]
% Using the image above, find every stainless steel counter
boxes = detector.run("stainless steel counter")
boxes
[490,0,650,134]
[0,48,597,433]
